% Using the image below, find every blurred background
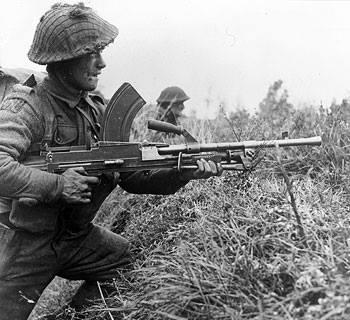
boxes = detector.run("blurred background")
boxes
[1,0,350,118]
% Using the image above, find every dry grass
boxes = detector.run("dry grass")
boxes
[31,102,350,319]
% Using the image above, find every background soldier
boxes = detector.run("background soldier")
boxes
[0,3,221,319]
[156,86,190,125]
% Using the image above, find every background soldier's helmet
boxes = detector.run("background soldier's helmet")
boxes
[156,86,190,104]
[28,3,118,65]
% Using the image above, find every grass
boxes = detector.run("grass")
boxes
[30,101,350,319]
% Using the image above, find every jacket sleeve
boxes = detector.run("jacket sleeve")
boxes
[0,95,64,202]
[118,169,189,195]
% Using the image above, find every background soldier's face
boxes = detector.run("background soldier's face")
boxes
[171,102,185,116]
[66,51,106,91]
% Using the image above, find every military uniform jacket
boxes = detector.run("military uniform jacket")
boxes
[0,74,187,233]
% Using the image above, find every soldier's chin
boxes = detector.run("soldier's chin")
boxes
[86,76,99,90]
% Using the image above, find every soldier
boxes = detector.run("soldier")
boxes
[156,86,190,125]
[0,3,222,319]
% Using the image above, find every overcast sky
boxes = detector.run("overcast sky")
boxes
[1,0,350,117]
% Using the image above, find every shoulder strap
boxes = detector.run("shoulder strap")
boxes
[37,88,56,149]
[5,83,35,101]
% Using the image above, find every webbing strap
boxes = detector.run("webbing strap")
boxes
[40,91,56,148]
[76,105,100,140]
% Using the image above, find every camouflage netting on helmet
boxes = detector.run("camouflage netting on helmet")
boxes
[28,3,118,65]
[156,86,190,104]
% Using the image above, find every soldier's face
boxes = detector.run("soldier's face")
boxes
[67,51,106,91]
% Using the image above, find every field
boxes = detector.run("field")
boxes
[30,82,350,319]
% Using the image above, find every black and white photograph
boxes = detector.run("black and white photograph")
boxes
[0,0,348,319]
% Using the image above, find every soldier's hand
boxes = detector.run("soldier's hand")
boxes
[180,159,223,181]
[61,167,100,204]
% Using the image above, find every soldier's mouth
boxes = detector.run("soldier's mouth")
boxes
[88,71,101,77]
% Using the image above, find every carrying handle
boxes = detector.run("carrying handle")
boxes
[148,120,198,143]
[148,119,183,135]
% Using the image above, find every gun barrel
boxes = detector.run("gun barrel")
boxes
[157,136,322,155]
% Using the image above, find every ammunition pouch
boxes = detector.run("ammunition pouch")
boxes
[9,201,62,233]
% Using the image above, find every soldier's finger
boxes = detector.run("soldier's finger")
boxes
[202,160,212,178]
[78,198,91,204]
[82,191,92,199]
[84,175,100,184]
[208,160,218,174]
[196,159,205,172]
[216,163,224,176]
[114,172,121,179]
[71,167,87,175]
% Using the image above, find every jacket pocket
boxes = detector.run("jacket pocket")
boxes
[53,124,78,146]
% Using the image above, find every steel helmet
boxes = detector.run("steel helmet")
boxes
[156,86,190,104]
[28,3,118,65]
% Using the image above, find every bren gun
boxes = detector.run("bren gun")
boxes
[22,83,322,175]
